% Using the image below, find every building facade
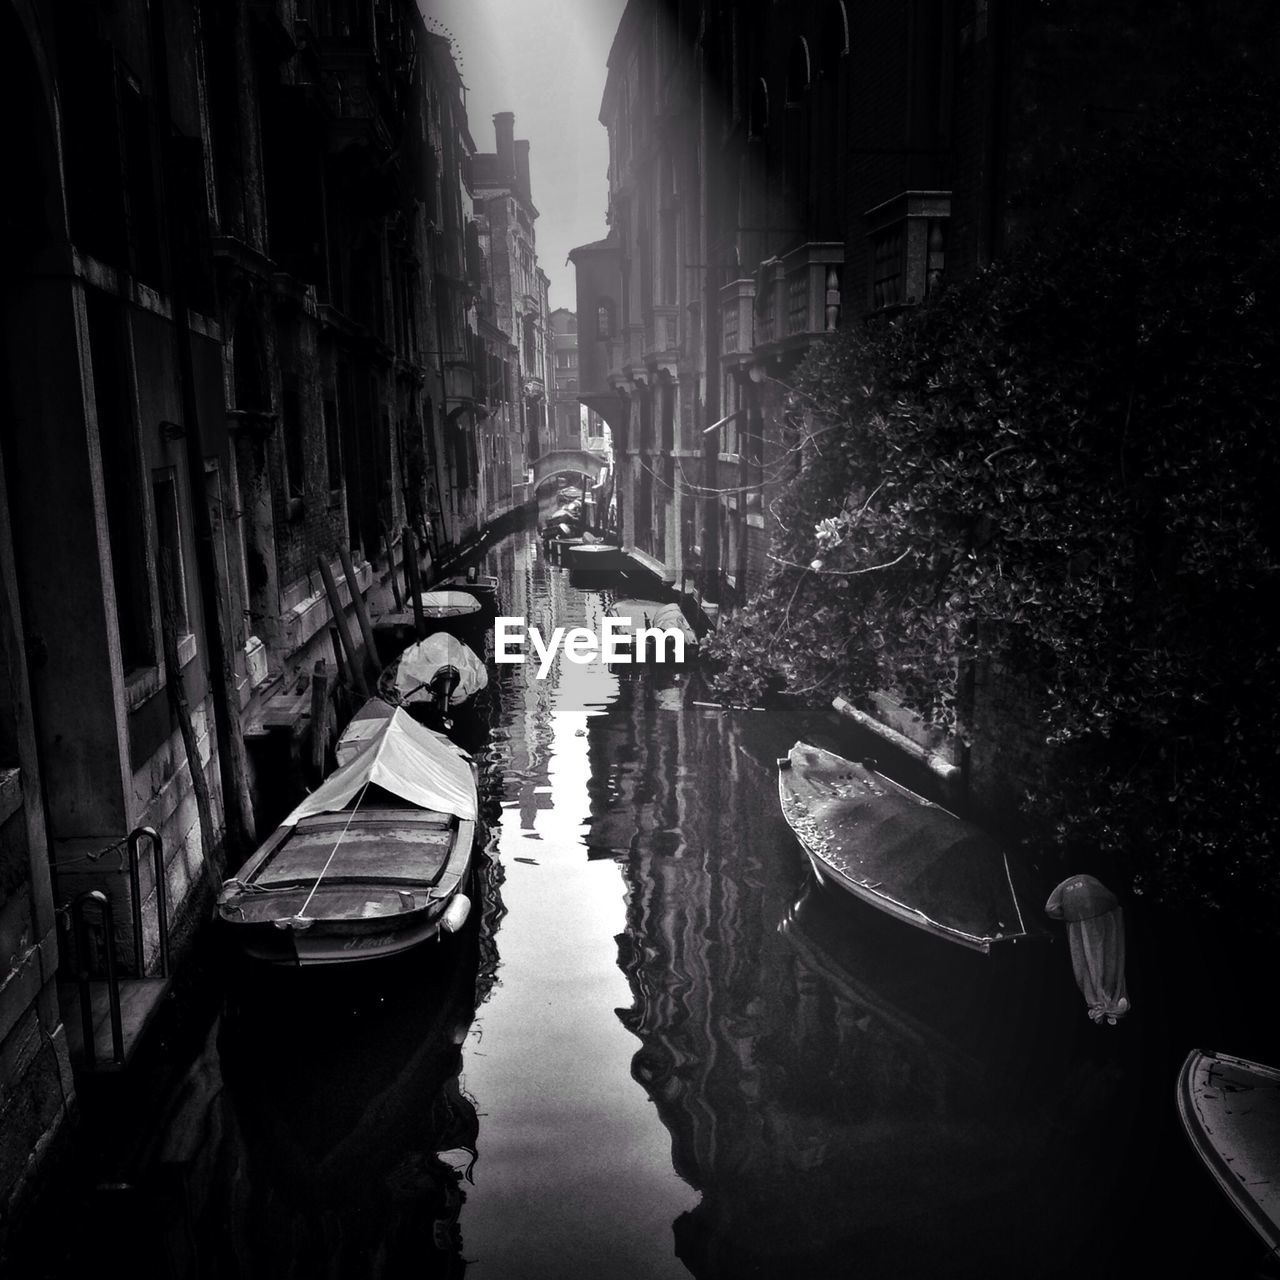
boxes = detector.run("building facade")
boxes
[471,112,551,484]
[0,0,542,1226]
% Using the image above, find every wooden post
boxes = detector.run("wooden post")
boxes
[403,525,426,639]
[309,660,332,779]
[398,523,414,601]
[382,526,402,610]
[336,541,382,684]
[159,561,223,896]
[316,555,369,697]
[328,625,349,688]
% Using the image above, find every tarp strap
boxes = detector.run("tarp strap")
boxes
[294,780,371,921]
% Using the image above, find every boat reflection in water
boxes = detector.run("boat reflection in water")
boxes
[156,927,485,1278]
[584,679,1135,1278]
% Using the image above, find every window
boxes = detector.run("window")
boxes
[748,77,769,138]
[323,396,342,491]
[596,299,615,340]
[282,376,305,499]
[87,290,155,670]
[121,77,163,287]
[818,2,850,78]
[152,470,189,637]
[786,38,811,105]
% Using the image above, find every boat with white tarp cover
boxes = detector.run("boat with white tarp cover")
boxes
[379,632,488,722]
[777,742,1045,952]
[604,598,698,663]
[218,707,477,965]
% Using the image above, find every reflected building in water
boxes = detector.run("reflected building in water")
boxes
[586,686,1087,1277]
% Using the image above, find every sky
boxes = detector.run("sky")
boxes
[421,0,629,310]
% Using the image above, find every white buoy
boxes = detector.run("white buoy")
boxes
[439,893,471,934]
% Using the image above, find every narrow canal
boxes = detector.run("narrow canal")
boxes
[13,527,1272,1279]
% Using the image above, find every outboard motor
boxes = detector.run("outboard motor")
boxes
[429,665,462,728]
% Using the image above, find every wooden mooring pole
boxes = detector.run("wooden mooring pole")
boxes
[335,542,382,685]
[316,556,369,698]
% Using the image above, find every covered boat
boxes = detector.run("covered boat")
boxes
[380,632,488,722]
[218,707,477,965]
[410,589,482,620]
[605,598,698,663]
[777,743,1043,952]
[1177,1050,1280,1257]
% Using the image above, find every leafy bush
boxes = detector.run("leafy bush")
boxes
[706,74,1280,920]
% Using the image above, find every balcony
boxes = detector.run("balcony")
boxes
[865,192,950,311]
[718,277,755,366]
[751,244,843,357]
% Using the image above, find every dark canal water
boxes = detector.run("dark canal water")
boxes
[14,528,1275,1279]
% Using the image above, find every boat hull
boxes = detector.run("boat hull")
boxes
[563,542,623,573]
[1177,1049,1280,1254]
[778,742,1040,952]
[222,895,471,966]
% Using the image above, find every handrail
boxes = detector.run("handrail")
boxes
[71,890,124,1069]
[126,826,169,978]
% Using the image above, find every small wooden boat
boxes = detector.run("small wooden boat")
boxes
[438,570,499,609]
[604,598,698,664]
[1177,1049,1280,1256]
[539,500,584,541]
[777,743,1043,952]
[562,540,623,573]
[218,707,477,965]
[380,633,488,725]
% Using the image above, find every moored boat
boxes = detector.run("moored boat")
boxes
[411,589,483,621]
[562,540,623,573]
[438,570,499,609]
[1177,1049,1280,1256]
[777,742,1043,952]
[379,632,488,726]
[218,707,477,965]
[604,598,698,664]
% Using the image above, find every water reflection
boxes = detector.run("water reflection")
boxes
[23,526,1257,1280]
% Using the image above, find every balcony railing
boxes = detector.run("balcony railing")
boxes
[864,191,951,311]
[719,277,756,362]
[781,242,843,339]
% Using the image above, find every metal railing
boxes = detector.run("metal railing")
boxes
[70,890,123,1069]
[59,825,169,1070]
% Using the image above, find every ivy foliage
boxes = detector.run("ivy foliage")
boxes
[705,74,1280,919]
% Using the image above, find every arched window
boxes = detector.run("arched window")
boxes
[818,2,849,79]
[785,37,811,106]
[596,298,616,340]
[464,221,483,282]
[748,77,769,139]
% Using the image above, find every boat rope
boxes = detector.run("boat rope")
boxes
[294,779,371,920]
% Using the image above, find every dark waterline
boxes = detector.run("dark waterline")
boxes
[10,528,1272,1279]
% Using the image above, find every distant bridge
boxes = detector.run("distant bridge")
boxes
[531,449,610,492]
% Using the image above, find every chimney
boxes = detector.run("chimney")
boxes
[493,111,515,181]
[515,139,532,204]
